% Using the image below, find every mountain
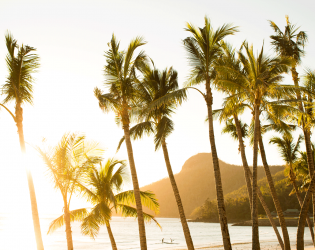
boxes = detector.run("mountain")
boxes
[141,153,284,218]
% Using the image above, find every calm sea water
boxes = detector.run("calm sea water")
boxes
[0,215,312,249]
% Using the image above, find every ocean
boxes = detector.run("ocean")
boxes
[0,215,313,249]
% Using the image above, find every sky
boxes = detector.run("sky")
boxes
[0,0,315,216]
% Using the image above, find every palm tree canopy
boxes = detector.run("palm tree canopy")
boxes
[79,158,160,239]
[221,118,248,140]
[183,16,238,87]
[2,32,40,105]
[37,133,103,201]
[116,64,186,150]
[94,34,148,125]
[269,16,307,64]
[215,42,292,106]
[269,134,303,165]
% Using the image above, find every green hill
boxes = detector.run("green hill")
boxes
[191,170,310,222]
[141,153,284,218]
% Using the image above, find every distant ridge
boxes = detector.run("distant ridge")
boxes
[141,153,284,218]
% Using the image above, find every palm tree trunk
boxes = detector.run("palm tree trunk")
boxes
[303,129,315,229]
[252,103,260,250]
[233,115,253,209]
[15,103,44,250]
[122,122,147,250]
[297,174,315,250]
[258,127,290,250]
[106,222,118,250]
[234,115,284,249]
[63,205,73,250]
[205,88,232,250]
[290,173,315,244]
[161,139,195,250]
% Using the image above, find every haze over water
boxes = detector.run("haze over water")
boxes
[0,215,312,250]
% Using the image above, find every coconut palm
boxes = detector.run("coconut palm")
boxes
[37,133,103,250]
[0,32,44,250]
[94,34,149,250]
[215,42,292,250]
[269,134,314,244]
[117,64,195,249]
[213,42,254,211]
[269,17,315,231]
[48,158,160,250]
[269,16,307,89]
[182,17,238,250]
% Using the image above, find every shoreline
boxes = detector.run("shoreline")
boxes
[171,240,314,250]
[188,218,312,227]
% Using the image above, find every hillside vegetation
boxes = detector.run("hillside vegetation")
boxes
[192,171,311,222]
[141,153,284,218]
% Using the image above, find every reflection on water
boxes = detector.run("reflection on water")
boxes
[0,215,313,250]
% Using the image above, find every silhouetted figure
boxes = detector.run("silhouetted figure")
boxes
[162,238,164,243]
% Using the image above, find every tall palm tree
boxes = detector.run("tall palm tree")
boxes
[37,133,103,250]
[269,134,314,244]
[94,34,149,250]
[295,69,315,248]
[215,42,292,250]
[182,17,238,250]
[0,32,44,250]
[47,158,160,250]
[117,65,195,249]
[269,17,315,227]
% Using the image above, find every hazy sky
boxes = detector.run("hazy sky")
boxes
[0,0,315,216]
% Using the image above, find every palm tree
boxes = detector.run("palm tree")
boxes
[0,32,44,250]
[215,42,292,250]
[94,34,149,250]
[37,133,103,250]
[269,134,314,244]
[269,16,307,90]
[182,17,238,250]
[117,64,195,249]
[297,69,315,249]
[269,17,315,228]
[48,158,160,250]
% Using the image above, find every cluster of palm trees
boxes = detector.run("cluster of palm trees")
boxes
[37,133,160,250]
[2,15,315,250]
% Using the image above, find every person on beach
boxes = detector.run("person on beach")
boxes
[162,238,164,243]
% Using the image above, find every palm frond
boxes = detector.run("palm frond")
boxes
[115,190,159,214]
[116,204,161,229]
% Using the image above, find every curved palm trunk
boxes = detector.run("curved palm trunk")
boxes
[63,204,73,250]
[122,122,147,250]
[205,88,231,250]
[161,139,195,250]
[106,222,118,250]
[252,103,260,250]
[234,115,253,209]
[234,115,284,249]
[16,103,44,250]
[290,171,315,245]
[297,174,315,250]
[258,128,290,250]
